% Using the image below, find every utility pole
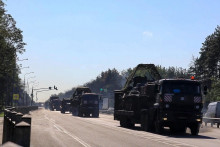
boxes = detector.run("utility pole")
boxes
[31,87,34,106]
[23,72,34,106]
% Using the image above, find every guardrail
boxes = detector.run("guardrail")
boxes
[2,106,38,147]
[203,117,220,128]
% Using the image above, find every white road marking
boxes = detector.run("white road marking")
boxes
[74,116,197,147]
[44,114,91,147]
[44,111,197,147]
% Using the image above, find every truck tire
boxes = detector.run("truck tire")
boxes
[120,118,134,128]
[141,113,152,132]
[120,118,127,128]
[155,121,163,134]
[61,109,65,114]
[93,112,99,118]
[78,110,83,117]
[190,123,200,136]
[72,107,78,116]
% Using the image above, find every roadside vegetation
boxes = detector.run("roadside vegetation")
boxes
[0,112,4,117]
[0,0,27,108]
[189,26,220,103]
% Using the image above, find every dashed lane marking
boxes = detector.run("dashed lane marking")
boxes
[44,114,91,147]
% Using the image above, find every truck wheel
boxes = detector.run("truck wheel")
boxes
[141,113,152,132]
[155,122,163,134]
[72,107,77,116]
[78,111,83,117]
[120,118,134,128]
[120,118,128,128]
[127,121,134,128]
[93,112,99,118]
[61,109,65,114]
[190,123,200,136]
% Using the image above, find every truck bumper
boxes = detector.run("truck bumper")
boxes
[159,110,202,127]
[80,107,99,114]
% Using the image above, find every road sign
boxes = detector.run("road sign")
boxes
[13,94,19,100]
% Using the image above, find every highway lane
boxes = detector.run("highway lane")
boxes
[30,109,220,147]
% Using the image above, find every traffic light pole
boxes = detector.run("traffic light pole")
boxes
[31,86,58,106]
[35,89,54,102]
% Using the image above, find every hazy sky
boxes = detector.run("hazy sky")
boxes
[4,0,220,102]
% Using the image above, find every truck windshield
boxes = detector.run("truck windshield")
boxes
[82,95,99,101]
[163,82,201,95]
[50,97,59,101]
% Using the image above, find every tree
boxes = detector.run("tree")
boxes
[190,26,220,80]
[189,26,220,103]
[0,0,26,107]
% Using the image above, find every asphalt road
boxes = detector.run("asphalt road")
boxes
[30,108,220,147]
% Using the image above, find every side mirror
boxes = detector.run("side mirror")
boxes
[203,86,208,95]
[155,84,160,93]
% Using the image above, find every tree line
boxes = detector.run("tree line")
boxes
[54,66,191,99]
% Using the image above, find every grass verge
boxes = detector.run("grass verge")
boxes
[0,112,4,117]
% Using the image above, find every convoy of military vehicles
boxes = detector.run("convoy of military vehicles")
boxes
[45,63,209,136]
[47,87,100,118]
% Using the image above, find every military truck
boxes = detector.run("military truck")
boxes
[71,87,99,117]
[49,96,61,111]
[114,64,206,135]
[60,98,71,113]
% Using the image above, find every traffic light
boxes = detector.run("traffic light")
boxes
[100,88,103,91]
[49,87,52,90]
[54,85,58,90]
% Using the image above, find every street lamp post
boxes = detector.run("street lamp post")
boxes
[32,86,58,105]
[27,76,36,106]
[24,72,34,106]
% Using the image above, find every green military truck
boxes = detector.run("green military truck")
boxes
[71,87,99,117]
[114,64,206,135]
[60,98,71,113]
[49,96,61,111]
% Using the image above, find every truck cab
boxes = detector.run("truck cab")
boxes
[154,79,203,135]
[71,87,99,117]
[60,98,71,113]
[79,93,99,117]
[49,96,61,111]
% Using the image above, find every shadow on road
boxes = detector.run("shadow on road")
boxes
[118,126,217,140]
